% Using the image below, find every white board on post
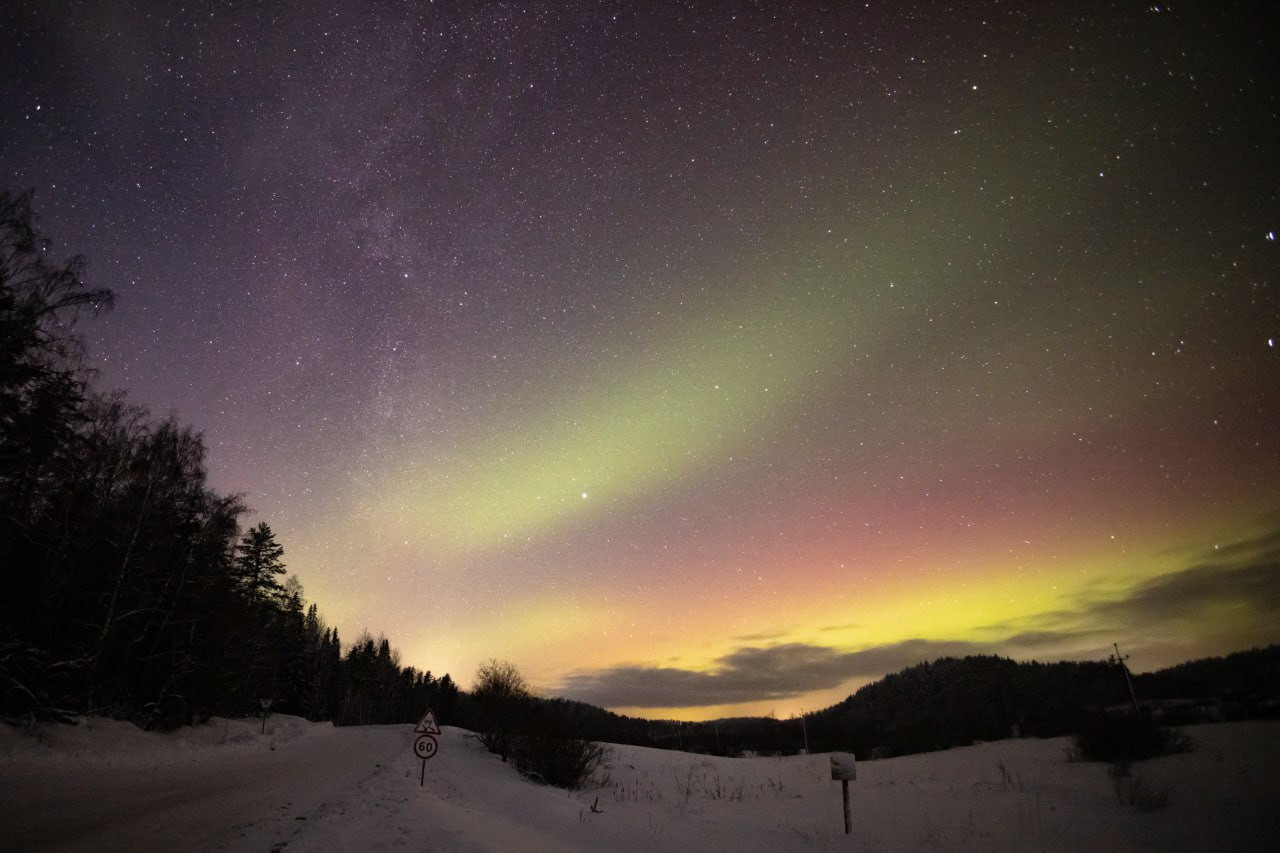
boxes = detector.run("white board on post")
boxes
[830,752,856,835]
[830,753,856,780]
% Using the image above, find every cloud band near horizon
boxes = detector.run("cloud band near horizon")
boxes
[555,516,1280,710]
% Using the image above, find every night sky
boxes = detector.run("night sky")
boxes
[4,1,1278,721]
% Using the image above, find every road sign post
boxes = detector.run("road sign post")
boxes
[412,708,442,786]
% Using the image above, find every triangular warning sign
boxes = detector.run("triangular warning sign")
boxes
[415,708,441,734]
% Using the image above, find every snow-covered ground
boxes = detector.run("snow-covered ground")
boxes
[2,716,1276,851]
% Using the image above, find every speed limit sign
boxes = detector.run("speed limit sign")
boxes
[414,734,438,760]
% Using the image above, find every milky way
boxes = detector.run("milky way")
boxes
[4,1,1277,719]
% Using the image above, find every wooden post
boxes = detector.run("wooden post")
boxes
[830,753,856,835]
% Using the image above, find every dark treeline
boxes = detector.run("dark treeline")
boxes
[0,188,458,730]
[803,655,1130,758]
[445,646,1279,763]
[468,647,1280,762]
[1136,645,1280,710]
[611,647,1280,759]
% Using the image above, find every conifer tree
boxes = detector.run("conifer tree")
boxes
[233,522,286,602]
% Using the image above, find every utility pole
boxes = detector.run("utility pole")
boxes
[1110,643,1140,713]
[801,709,809,754]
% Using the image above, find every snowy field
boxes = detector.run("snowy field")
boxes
[2,716,1277,851]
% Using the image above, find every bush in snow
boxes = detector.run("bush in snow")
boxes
[1069,710,1192,763]
[510,733,607,790]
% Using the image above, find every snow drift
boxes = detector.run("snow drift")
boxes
[2,716,1276,851]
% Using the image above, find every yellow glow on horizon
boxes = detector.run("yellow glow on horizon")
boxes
[528,538,1208,720]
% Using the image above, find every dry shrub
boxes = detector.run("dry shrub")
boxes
[511,734,607,790]
[1108,761,1171,811]
[1070,711,1191,763]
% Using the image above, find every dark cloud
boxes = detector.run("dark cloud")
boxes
[1105,561,1280,624]
[1024,521,1280,632]
[998,629,1111,649]
[557,639,987,708]
[557,518,1280,710]
[731,629,794,643]
[1199,512,1280,567]
[982,520,1280,644]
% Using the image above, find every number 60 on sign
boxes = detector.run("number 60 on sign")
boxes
[414,735,438,759]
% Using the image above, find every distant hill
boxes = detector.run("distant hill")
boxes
[534,646,1280,759]
[1139,646,1280,709]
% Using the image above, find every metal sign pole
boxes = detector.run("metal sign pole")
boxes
[842,779,851,834]
[411,708,442,789]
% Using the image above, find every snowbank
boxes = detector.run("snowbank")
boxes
[2,717,1276,851]
[0,713,328,768]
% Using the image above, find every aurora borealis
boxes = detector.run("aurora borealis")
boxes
[3,1,1277,720]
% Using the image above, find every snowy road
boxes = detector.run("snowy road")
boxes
[2,717,617,853]
[1,719,412,852]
